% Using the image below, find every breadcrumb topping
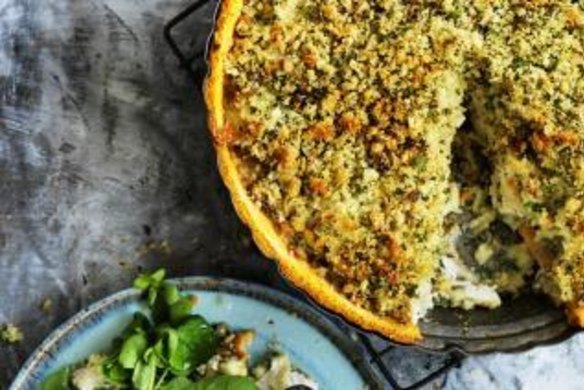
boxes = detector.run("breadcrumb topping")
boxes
[220,0,584,323]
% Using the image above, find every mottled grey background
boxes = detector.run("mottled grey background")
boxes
[1,1,583,389]
[0,0,281,383]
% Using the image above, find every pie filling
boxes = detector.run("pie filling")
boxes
[218,0,584,325]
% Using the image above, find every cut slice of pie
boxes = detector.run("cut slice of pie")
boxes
[468,1,584,326]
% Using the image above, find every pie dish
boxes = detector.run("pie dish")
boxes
[205,0,584,343]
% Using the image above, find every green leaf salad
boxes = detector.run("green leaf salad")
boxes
[40,270,317,390]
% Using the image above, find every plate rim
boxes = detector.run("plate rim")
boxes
[9,276,382,390]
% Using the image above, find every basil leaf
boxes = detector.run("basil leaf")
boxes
[148,285,160,308]
[192,375,258,390]
[162,328,180,364]
[153,316,217,375]
[159,377,196,390]
[102,359,130,385]
[115,312,151,349]
[134,275,152,291]
[162,283,180,306]
[176,315,218,367]
[150,269,166,285]
[156,327,191,375]
[135,269,167,313]
[132,353,157,390]
[134,269,166,291]
[151,283,180,323]
[169,297,195,325]
[153,327,188,375]
[151,290,169,323]
[119,332,149,369]
[41,367,71,390]
[129,312,153,333]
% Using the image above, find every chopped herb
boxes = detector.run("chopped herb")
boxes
[1,323,23,344]
[39,298,53,313]
[413,155,428,170]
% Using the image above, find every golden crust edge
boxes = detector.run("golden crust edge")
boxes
[566,304,584,327]
[216,146,422,343]
[203,0,421,344]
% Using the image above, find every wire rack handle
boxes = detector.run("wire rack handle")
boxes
[163,0,215,83]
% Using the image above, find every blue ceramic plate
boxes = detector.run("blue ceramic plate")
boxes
[10,277,380,390]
